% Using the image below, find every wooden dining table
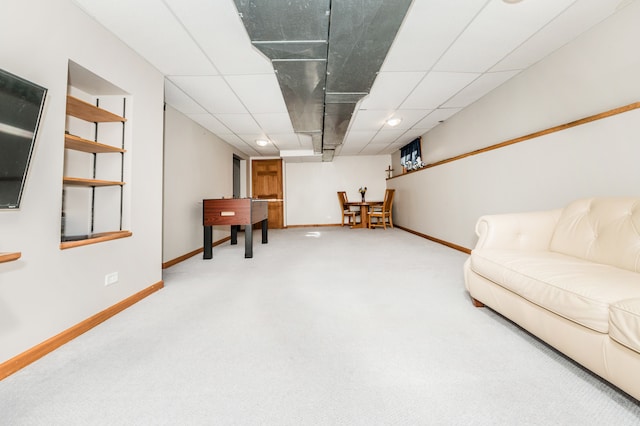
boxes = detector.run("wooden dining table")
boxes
[344,200,383,228]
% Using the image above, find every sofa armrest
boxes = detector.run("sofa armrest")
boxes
[474,209,562,251]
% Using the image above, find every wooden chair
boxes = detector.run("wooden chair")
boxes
[337,191,359,227]
[368,189,395,229]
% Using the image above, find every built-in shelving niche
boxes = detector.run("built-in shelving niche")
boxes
[61,61,131,249]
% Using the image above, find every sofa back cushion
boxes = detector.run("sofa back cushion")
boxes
[549,197,640,273]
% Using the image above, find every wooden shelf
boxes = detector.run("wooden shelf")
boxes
[0,252,21,263]
[63,79,128,248]
[60,231,132,250]
[64,133,125,153]
[66,95,126,123]
[63,177,125,187]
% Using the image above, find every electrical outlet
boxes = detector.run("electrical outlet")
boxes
[104,272,119,286]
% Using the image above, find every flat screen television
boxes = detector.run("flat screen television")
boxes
[0,68,47,209]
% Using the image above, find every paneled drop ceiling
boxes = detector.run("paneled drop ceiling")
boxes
[72,0,628,161]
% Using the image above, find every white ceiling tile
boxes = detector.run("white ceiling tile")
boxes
[348,110,391,132]
[333,146,355,156]
[233,134,278,155]
[343,130,377,146]
[281,151,323,162]
[267,133,302,150]
[168,76,247,114]
[217,133,259,156]
[73,0,218,76]
[164,0,273,75]
[396,129,428,145]
[215,114,261,134]
[369,129,406,145]
[226,74,288,114]
[383,109,433,130]
[360,72,425,110]
[335,145,359,156]
[338,143,369,156]
[400,72,480,109]
[443,70,520,108]
[222,134,246,147]
[388,140,408,150]
[74,0,624,160]
[164,79,206,114]
[339,131,378,155]
[491,0,621,72]
[413,108,462,129]
[434,0,576,73]
[185,113,231,135]
[253,145,280,156]
[376,146,399,155]
[218,133,243,145]
[359,145,388,155]
[378,145,401,156]
[381,0,487,72]
[253,113,294,134]
[237,133,270,144]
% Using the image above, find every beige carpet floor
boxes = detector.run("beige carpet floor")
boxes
[1,226,639,425]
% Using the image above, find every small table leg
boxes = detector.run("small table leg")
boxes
[203,225,213,259]
[230,225,238,245]
[360,205,369,228]
[261,219,268,244]
[245,223,253,258]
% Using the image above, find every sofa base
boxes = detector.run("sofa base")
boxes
[464,259,640,402]
[471,297,485,308]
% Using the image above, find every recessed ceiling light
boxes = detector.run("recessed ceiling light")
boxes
[256,139,269,146]
[386,117,402,127]
[503,0,524,3]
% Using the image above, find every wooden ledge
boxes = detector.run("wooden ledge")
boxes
[0,252,21,263]
[387,101,640,179]
[60,231,132,250]
[64,133,125,153]
[63,177,125,187]
[66,95,126,123]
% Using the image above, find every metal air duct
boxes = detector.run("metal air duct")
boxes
[234,0,412,161]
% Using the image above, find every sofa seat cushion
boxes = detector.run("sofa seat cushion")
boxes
[610,298,640,354]
[470,249,640,333]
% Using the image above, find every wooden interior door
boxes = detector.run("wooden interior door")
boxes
[251,159,284,229]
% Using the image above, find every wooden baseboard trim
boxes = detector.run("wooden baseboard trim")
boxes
[0,280,164,381]
[396,225,471,254]
[162,236,232,269]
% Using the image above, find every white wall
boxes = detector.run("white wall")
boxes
[285,155,391,226]
[388,1,640,250]
[0,0,164,363]
[163,105,249,263]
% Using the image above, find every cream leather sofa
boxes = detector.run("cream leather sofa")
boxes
[464,197,640,401]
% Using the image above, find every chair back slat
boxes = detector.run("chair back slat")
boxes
[337,191,348,207]
[383,189,395,211]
